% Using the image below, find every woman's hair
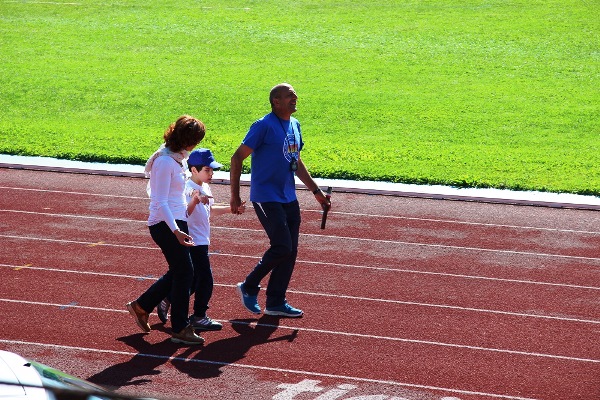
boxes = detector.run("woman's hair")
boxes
[164,115,206,152]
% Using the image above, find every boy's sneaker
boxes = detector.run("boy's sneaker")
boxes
[126,301,151,333]
[157,298,170,324]
[190,315,223,331]
[264,303,303,318]
[171,325,205,345]
[236,282,261,314]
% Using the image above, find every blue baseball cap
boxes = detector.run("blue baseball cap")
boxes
[188,148,223,169]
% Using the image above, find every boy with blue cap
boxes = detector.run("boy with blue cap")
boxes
[157,148,246,331]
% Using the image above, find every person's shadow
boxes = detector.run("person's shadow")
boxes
[87,316,298,389]
[172,315,298,379]
[86,323,182,391]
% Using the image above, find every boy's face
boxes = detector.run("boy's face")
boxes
[191,166,214,183]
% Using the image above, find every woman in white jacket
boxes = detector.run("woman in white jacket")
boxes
[126,115,206,345]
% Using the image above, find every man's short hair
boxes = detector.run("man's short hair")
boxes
[269,83,292,106]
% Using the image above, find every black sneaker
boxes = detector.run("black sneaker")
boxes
[157,298,170,324]
[190,315,223,331]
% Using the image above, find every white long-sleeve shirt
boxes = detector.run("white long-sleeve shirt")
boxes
[147,156,187,232]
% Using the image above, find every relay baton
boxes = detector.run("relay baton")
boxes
[320,186,333,230]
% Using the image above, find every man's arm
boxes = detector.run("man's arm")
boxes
[230,144,253,214]
[296,157,331,209]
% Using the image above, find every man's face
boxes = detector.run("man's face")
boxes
[275,86,298,114]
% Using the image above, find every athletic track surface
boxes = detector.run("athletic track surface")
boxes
[0,168,598,400]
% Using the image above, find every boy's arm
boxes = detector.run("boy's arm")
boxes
[186,190,212,216]
[187,192,200,217]
[210,202,246,217]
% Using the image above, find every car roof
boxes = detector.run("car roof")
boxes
[0,350,47,399]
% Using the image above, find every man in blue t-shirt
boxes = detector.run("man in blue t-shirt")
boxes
[230,83,331,317]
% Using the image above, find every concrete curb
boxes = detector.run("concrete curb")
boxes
[1,154,599,210]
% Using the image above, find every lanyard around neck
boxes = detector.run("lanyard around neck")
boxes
[276,116,299,152]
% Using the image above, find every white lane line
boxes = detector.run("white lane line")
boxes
[286,288,600,324]
[2,233,600,289]
[1,306,598,363]
[195,226,600,263]
[292,259,600,291]
[228,320,600,364]
[3,225,597,291]
[0,209,144,223]
[2,192,600,235]
[0,187,146,199]
[0,339,540,400]
[217,253,600,291]
[5,237,600,294]
[304,210,600,235]
[1,264,598,325]
[0,234,156,249]
[2,298,598,367]
[295,232,600,262]
[2,210,600,262]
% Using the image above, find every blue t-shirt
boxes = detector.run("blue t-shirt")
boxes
[242,112,304,203]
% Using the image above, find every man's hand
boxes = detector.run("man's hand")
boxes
[230,196,244,214]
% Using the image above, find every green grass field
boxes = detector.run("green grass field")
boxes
[1,0,598,195]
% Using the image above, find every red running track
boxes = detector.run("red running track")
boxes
[0,168,599,400]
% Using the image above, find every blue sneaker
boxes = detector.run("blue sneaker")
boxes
[264,303,303,318]
[236,282,261,314]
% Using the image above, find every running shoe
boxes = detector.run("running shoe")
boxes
[190,315,223,331]
[157,298,170,324]
[236,282,261,314]
[264,303,303,318]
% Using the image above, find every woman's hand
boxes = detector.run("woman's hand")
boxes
[174,229,195,247]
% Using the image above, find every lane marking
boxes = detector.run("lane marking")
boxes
[0,266,598,325]
[292,258,600,291]
[1,221,600,263]
[0,187,147,200]
[0,339,562,399]
[226,320,600,364]
[294,232,600,262]
[285,288,600,325]
[10,247,597,295]
[13,263,32,271]
[2,197,600,235]
[1,299,598,364]
[0,234,156,249]
[305,210,600,235]
[3,212,598,289]
[0,209,144,223]
[4,242,600,293]
[2,210,599,262]
[59,301,78,310]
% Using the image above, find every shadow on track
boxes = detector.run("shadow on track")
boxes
[86,324,180,391]
[86,316,298,390]
[173,315,298,379]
